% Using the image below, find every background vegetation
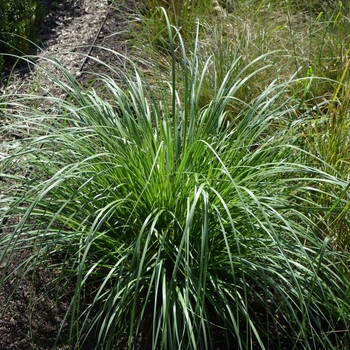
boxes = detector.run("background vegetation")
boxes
[0,0,41,73]
[1,0,350,349]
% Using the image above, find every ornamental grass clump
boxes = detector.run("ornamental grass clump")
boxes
[1,21,350,350]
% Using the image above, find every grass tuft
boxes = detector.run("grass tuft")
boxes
[1,7,350,350]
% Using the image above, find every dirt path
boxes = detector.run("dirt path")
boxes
[1,0,135,96]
